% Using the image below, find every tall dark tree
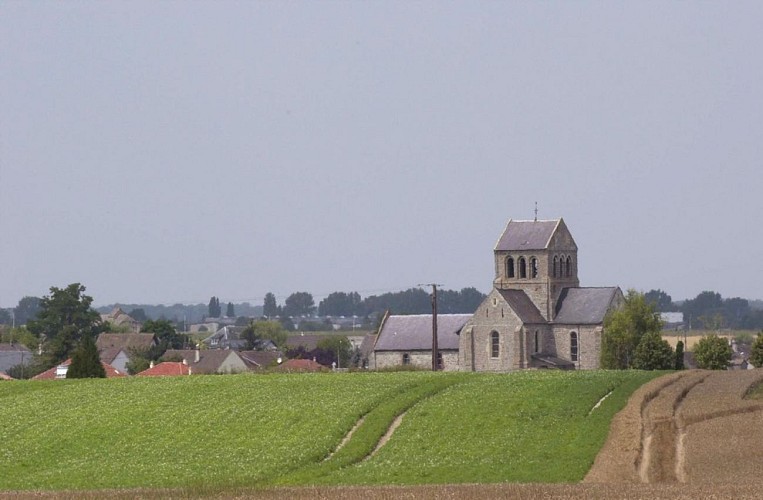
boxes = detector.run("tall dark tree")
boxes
[0,309,11,325]
[263,293,279,318]
[27,284,104,364]
[318,292,362,317]
[681,291,723,329]
[129,308,149,323]
[283,292,315,317]
[675,340,685,370]
[67,334,106,378]
[208,296,221,318]
[14,296,42,325]
[644,289,675,312]
[226,302,235,318]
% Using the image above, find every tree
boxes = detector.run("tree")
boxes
[263,293,279,318]
[644,289,675,312]
[27,284,104,363]
[693,334,732,370]
[283,292,315,317]
[67,334,106,378]
[14,296,42,325]
[129,308,149,323]
[141,319,184,350]
[318,292,362,317]
[600,290,663,369]
[749,333,763,368]
[632,331,674,370]
[241,320,288,350]
[208,296,221,318]
[317,336,353,368]
[226,302,235,318]
[0,309,11,325]
[675,340,685,370]
[681,291,723,329]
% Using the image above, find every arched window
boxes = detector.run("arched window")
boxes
[518,257,527,278]
[534,330,539,353]
[402,353,410,365]
[566,256,572,277]
[530,257,538,278]
[507,257,515,278]
[570,332,578,362]
[490,331,500,358]
[553,256,558,278]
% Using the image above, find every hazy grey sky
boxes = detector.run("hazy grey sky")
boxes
[1,1,762,308]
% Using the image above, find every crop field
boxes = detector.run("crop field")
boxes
[0,370,661,492]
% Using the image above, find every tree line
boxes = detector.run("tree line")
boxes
[644,289,763,329]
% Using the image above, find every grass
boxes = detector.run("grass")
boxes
[314,370,662,485]
[745,379,763,400]
[0,370,662,491]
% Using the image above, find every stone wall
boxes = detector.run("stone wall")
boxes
[550,325,602,370]
[372,350,459,371]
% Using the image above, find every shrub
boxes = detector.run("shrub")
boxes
[693,334,733,370]
[749,333,763,368]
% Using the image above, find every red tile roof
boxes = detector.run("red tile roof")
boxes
[276,358,326,372]
[0,372,14,380]
[32,359,126,380]
[136,362,192,377]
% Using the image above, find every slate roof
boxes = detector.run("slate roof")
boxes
[554,287,619,324]
[358,334,377,359]
[0,343,32,373]
[239,350,281,370]
[96,333,157,364]
[498,290,547,323]
[494,219,559,251]
[137,361,191,377]
[374,314,471,351]
[285,334,326,351]
[163,349,243,375]
[32,359,125,379]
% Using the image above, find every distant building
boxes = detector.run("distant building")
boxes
[100,307,141,332]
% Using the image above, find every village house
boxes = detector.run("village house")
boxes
[459,218,622,371]
[163,349,249,374]
[371,314,470,371]
[32,358,125,379]
[96,333,157,373]
[99,307,141,332]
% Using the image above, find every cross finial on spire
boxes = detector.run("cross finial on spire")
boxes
[534,201,538,222]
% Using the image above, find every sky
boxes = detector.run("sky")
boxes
[1,1,762,308]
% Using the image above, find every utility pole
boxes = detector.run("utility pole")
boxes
[419,283,443,371]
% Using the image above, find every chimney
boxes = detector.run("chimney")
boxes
[150,360,155,369]
[195,349,200,363]
[182,358,188,365]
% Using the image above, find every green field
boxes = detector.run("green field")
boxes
[0,370,662,491]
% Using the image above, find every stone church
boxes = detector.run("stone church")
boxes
[458,218,623,371]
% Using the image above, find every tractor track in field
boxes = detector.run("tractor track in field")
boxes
[586,369,763,486]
